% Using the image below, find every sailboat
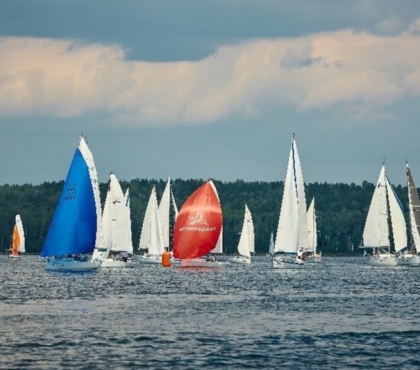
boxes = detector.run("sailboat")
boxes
[173,180,229,267]
[359,162,407,266]
[305,197,321,263]
[9,215,25,258]
[94,173,134,268]
[273,133,308,269]
[230,204,254,264]
[138,186,165,264]
[399,162,420,266]
[40,135,102,271]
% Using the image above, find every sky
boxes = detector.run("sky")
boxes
[1,0,420,186]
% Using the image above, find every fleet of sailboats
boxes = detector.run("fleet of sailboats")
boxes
[6,133,420,272]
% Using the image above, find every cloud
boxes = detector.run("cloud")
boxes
[0,20,420,125]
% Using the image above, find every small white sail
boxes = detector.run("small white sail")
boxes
[307,197,317,254]
[237,205,254,258]
[385,177,407,252]
[158,178,171,250]
[139,186,164,255]
[269,232,275,255]
[209,180,223,254]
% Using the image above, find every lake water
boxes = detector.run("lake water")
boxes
[1,256,420,369]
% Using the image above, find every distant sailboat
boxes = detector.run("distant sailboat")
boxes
[268,231,275,258]
[230,204,254,265]
[173,180,229,267]
[96,173,134,268]
[306,197,321,263]
[399,162,420,266]
[9,215,25,258]
[273,134,308,269]
[359,162,407,266]
[158,177,179,251]
[138,186,165,264]
[40,135,102,271]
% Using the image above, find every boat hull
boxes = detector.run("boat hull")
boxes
[181,258,230,268]
[398,254,420,266]
[273,256,305,269]
[46,257,102,271]
[9,254,21,258]
[305,254,322,264]
[101,258,135,268]
[368,254,399,267]
[137,254,162,264]
[230,255,251,265]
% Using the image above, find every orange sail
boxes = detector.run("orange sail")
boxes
[173,181,222,259]
[11,225,20,256]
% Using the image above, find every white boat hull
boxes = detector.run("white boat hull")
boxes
[368,254,399,266]
[305,254,322,264]
[398,254,420,266]
[181,258,230,268]
[137,254,162,264]
[230,255,251,265]
[273,256,305,269]
[46,257,102,271]
[9,254,21,258]
[101,258,135,268]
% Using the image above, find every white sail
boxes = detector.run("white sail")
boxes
[307,197,317,254]
[274,135,306,253]
[78,136,103,248]
[386,177,407,252]
[407,163,420,252]
[101,187,113,253]
[237,205,254,258]
[269,232,275,255]
[158,177,172,250]
[362,165,390,248]
[171,188,179,221]
[139,186,164,255]
[108,174,133,253]
[209,180,223,254]
[15,215,25,253]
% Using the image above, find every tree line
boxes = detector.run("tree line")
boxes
[0,179,414,255]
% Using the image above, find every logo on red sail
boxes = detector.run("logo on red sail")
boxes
[189,212,209,226]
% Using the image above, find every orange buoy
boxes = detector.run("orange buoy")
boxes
[162,250,172,267]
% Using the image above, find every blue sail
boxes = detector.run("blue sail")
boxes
[41,148,97,257]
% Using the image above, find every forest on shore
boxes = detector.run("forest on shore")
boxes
[0,179,413,255]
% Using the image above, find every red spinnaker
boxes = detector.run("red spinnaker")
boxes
[173,181,222,259]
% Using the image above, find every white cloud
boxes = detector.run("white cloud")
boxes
[0,20,420,125]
